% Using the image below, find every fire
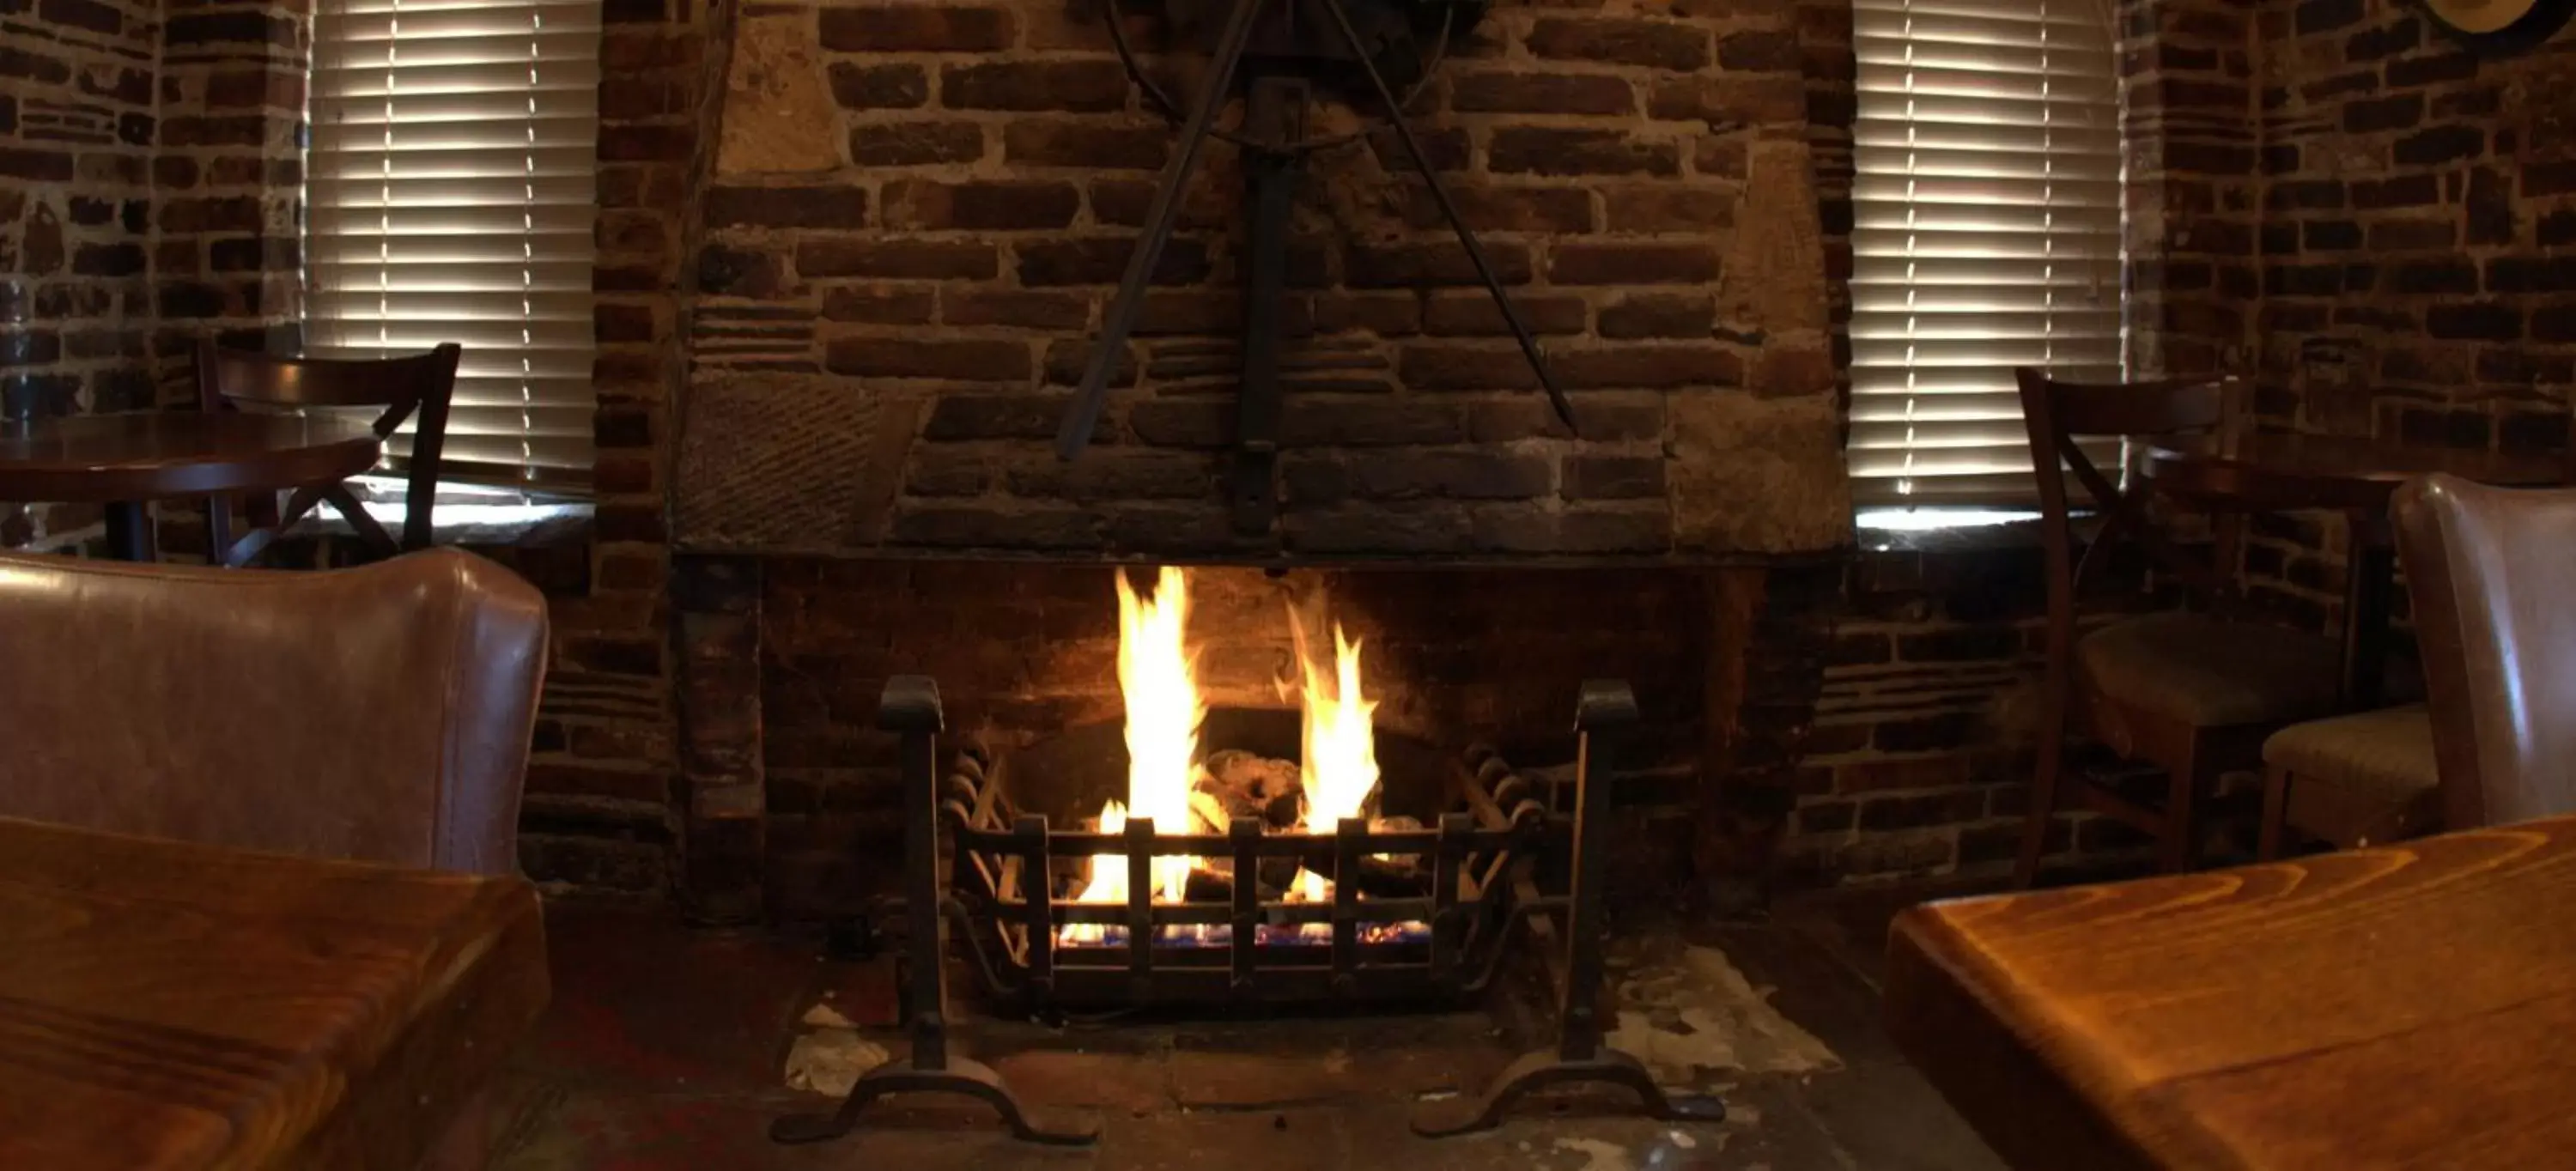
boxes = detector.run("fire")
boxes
[1114,567,1202,905]
[1292,620,1378,903]
[1058,567,1390,946]
[1060,799,1127,946]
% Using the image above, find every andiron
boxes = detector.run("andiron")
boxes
[1410,682,1728,1137]
[769,677,1099,1148]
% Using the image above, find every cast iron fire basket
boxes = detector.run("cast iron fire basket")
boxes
[941,703,1541,1009]
[772,676,1722,1149]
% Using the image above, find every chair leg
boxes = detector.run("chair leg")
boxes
[2014,699,2069,888]
[2258,766,2291,861]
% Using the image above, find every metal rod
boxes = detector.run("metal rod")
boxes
[1230,76,1303,536]
[1018,814,1054,994]
[1055,0,1269,460]
[1230,817,1261,992]
[1333,816,1364,990]
[961,826,1467,853]
[1558,682,1632,1063]
[1127,816,1155,992]
[1432,811,1468,986]
[1310,0,1577,434]
[897,685,949,1071]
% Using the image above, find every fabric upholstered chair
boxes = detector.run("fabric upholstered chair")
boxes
[0,547,547,876]
[2256,704,2439,858]
[2014,368,2349,883]
[2389,474,2576,828]
[2263,474,2576,856]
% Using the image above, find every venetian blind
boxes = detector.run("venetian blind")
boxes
[1850,0,2123,506]
[307,0,602,488]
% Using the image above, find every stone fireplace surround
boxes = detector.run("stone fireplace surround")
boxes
[668,0,1858,561]
[660,0,1862,919]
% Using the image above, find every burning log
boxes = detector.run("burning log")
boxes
[1191,749,1303,829]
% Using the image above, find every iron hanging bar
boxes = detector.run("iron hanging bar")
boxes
[1055,0,1273,461]
[1310,0,1579,434]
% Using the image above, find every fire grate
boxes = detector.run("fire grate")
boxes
[942,706,1549,1009]
[772,675,1725,1149]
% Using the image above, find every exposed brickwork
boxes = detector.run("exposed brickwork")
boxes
[151,0,307,380]
[2243,0,2576,625]
[510,0,725,896]
[2122,0,2263,382]
[674,0,1858,561]
[0,0,162,547]
[1788,547,2051,885]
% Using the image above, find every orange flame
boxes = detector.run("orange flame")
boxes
[1060,799,1128,946]
[1291,616,1378,904]
[1115,567,1200,905]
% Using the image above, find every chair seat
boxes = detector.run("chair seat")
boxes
[2077,612,2344,728]
[2263,704,2441,847]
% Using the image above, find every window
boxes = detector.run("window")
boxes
[1849,0,2123,507]
[307,0,603,491]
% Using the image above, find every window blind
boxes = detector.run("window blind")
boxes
[307,0,602,489]
[1850,0,2123,506]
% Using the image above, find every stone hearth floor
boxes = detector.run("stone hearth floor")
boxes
[489,893,2004,1170]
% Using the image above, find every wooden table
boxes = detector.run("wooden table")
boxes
[0,816,547,1169]
[2140,432,2564,707]
[0,413,380,560]
[1888,816,2576,1170]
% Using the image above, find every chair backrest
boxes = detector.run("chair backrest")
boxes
[197,340,461,549]
[2392,474,2576,828]
[2016,367,2243,641]
[0,548,547,875]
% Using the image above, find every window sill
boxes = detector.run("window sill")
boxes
[1853,508,2049,555]
[297,498,594,550]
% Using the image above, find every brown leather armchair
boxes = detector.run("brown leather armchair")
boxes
[2392,473,2576,829]
[0,547,548,876]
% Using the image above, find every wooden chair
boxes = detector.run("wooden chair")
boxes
[197,338,460,567]
[2014,368,2349,883]
[2389,473,2576,827]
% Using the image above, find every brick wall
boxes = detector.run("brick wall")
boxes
[1,0,161,547]
[507,0,726,896]
[1776,543,2172,887]
[2245,0,2576,623]
[2124,0,2263,381]
[664,0,1856,561]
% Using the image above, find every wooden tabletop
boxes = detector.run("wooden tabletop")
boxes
[1887,817,2576,1170]
[0,816,547,1169]
[0,412,381,501]
[2141,431,2566,510]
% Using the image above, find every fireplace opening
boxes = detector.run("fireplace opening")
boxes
[769,564,1724,1149]
[941,567,1553,1006]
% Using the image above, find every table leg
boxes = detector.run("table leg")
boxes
[2342,512,2396,710]
[104,501,155,562]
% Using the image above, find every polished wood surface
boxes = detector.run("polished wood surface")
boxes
[1889,816,2576,1169]
[0,412,380,502]
[2142,431,2565,510]
[0,816,547,1170]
